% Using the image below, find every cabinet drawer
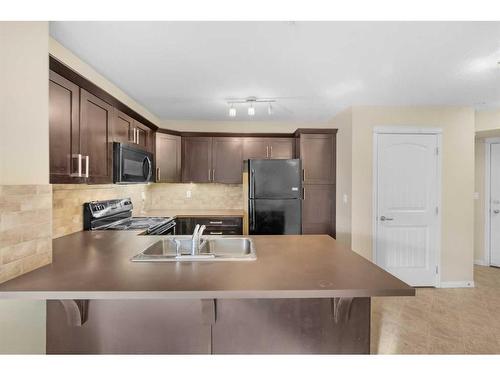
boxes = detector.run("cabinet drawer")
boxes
[193,217,243,228]
[205,228,243,236]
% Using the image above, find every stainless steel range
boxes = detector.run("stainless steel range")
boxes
[83,198,175,235]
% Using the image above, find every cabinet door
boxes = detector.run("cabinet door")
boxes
[156,133,181,182]
[268,138,295,159]
[242,138,269,160]
[299,134,336,184]
[49,71,85,183]
[80,89,113,184]
[113,109,134,144]
[182,137,213,183]
[302,184,335,236]
[135,122,150,151]
[212,137,244,184]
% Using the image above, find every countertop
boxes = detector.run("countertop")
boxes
[0,231,414,299]
[140,209,245,218]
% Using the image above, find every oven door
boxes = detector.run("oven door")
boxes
[113,143,154,183]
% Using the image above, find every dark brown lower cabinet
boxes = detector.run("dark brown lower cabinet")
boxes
[80,89,113,184]
[302,184,335,236]
[47,298,370,354]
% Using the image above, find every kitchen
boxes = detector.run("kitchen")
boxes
[1,16,500,363]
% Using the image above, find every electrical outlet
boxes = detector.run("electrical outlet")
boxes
[186,190,192,199]
[343,194,348,204]
[141,192,146,201]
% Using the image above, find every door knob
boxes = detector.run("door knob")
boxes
[380,216,394,221]
[493,210,500,214]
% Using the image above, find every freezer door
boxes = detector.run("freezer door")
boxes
[249,199,302,235]
[249,159,302,199]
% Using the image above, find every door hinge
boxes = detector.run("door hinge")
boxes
[435,147,439,156]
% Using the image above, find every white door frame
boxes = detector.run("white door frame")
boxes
[484,137,500,267]
[372,127,443,287]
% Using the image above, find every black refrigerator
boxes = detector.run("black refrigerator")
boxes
[248,159,302,235]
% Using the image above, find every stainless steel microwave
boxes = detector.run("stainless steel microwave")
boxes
[113,142,154,184]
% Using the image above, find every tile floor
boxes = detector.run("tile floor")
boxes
[371,265,500,354]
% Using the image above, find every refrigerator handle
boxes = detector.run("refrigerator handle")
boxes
[249,199,255,231]
[250,168,256,199]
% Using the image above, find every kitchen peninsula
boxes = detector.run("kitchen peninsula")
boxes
[0,231,414,354]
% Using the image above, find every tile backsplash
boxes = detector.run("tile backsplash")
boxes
[52,184,151,238]
[51,182,244,239]
[149,183,243,210]
[0,185,53,284]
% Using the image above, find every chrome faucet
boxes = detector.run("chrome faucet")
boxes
[191,224,206,255]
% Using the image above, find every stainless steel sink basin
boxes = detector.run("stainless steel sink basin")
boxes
[131,236,256,262]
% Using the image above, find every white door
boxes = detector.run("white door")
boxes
[490,143,500,267]
[375,133,440,286]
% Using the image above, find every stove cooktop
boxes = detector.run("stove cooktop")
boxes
[105,217,173,231]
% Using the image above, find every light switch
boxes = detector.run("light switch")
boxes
[186,190,192,199]
[343,194,348,204]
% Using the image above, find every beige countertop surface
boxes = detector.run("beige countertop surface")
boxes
[0,231,414,300]
[140,209,245,218]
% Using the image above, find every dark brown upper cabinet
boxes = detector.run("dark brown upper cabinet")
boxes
[242,138,269,160]
[155,133,181,182]
[212,137,243,184]
[297,133,336,185]
[182,137,243,184]
[80,89,113,184]
[113,110,152,152]
[182,137,213,183]
[49,71,85,184]
[242,137,295,160]
[268,138,295,159]
[135,121,152,152]
[113,109,135,145]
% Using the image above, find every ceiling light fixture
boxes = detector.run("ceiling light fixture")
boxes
[248,103,255,116]
[226,97,277,118]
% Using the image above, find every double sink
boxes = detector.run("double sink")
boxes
[132,236,256,262]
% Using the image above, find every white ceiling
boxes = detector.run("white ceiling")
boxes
[50,21,500,122]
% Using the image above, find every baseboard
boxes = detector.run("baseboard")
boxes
[474,259,487,266]
[439,281,475,288]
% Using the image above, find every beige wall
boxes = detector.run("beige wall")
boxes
[0,21,50,354]
[475,109,500,132]
[332,109,352,248]
[1,22,49,185]
[333,106,475,284]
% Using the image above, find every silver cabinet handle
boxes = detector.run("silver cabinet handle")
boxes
[156,167,161,182]
[209,221,223,225]
[266,146,269,158]
[70,154,82,177]
[209,232,223,235]
[380,216,394,221]
[270,145,273,158]
[208,168,211,181]
[136,128,140,144]
[303,169,306,181]
[212,169,215,181]
[84,155,89,178]
[132,128,136,143]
